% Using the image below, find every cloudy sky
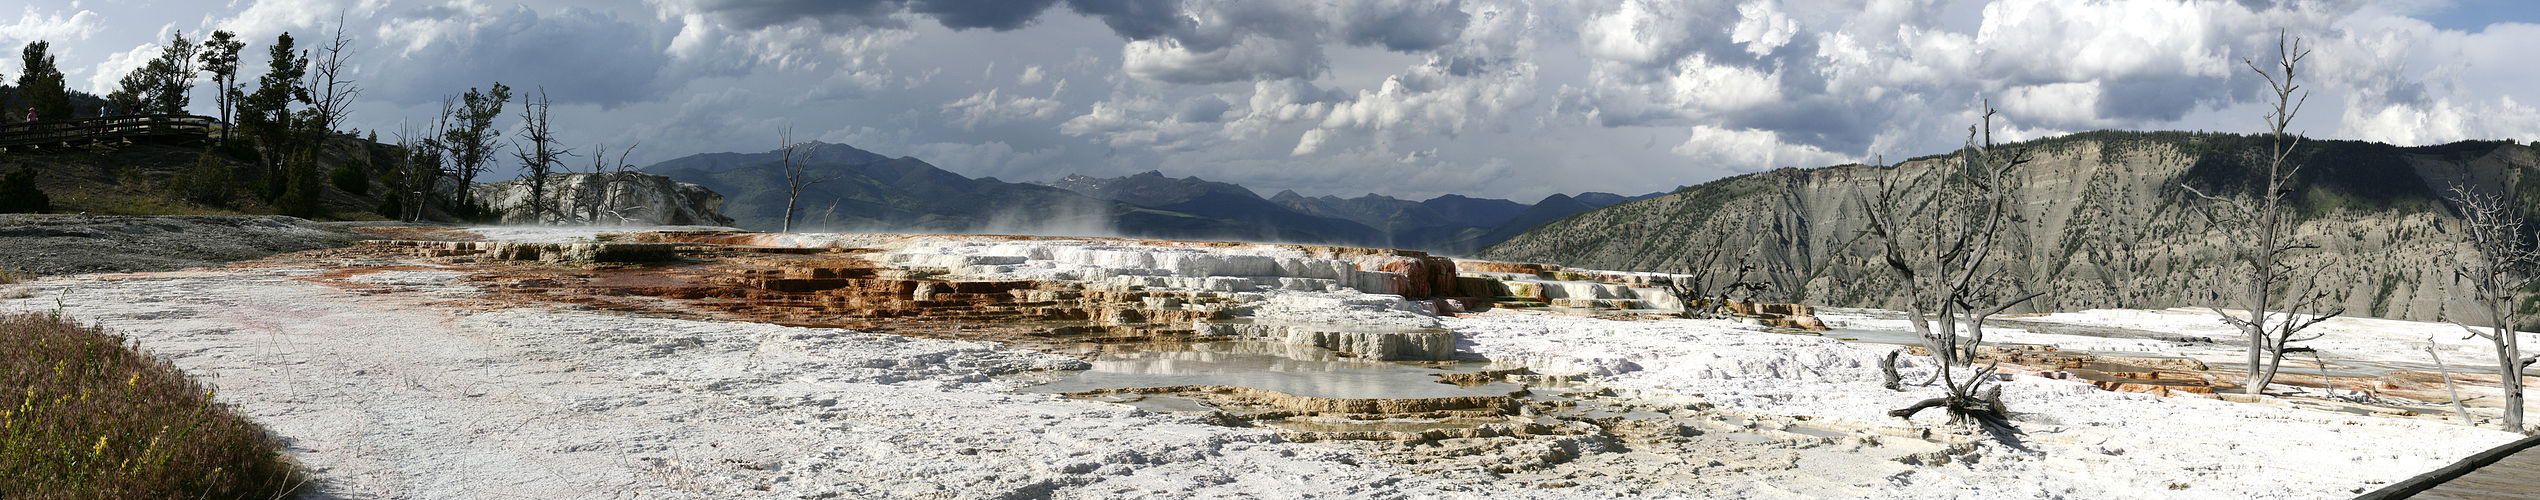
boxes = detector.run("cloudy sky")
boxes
[8,0,2539,201]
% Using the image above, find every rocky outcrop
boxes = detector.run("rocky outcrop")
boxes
[1481,133,2540,322]
[469,172,735,227]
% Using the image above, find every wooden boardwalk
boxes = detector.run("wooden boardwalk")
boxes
[0,114,214,149]
[2359,432,2540,499]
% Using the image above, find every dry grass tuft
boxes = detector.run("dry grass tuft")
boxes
[0,312,306,498]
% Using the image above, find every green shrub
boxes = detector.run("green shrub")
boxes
[166,152,237,207]
[274,150,324,219]
[374,193,404,220]
[0,170,49,214]
[0,313,305,498]
[330,163,370,196]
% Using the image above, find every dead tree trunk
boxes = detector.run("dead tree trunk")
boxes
[2427,338,2476,426]
[510,87,571,225]
[2183,32,2341,395]
[2442,181,2535,433]
[1665,207,1767,319]
[1858,103,2045,434]
[778,126,833,233]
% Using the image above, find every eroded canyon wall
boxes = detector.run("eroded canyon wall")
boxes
[1480,132,2540,322]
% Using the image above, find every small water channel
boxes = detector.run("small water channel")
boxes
[1025,341,1521,407]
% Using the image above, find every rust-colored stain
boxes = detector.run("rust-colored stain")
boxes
[271,234,2503,411]
[307,242,1231,350]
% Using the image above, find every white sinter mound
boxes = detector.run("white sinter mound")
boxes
[0,229,2524,498]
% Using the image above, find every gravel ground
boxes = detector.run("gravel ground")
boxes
[0,215,371,276]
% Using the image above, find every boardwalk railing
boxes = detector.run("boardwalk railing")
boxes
[2356,431,2540,499]
[0,114,216,149]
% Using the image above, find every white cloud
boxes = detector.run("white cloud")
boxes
[1731,0,1798,57]
[4,6,107,45]
[213,0,353,41]
[1121,35,1325,84]
[1974,0,2238,82]
[1996,81,2112,130]
[1578,0,1699,68]
[1291,128,1327,156]
[943,88,1065,130]
[1672,124,1850,171]
[25,0,2540,202]
[82,43,158,96]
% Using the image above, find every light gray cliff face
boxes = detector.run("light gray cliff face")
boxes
[1480,136,2540,323]
[469,172,737,227]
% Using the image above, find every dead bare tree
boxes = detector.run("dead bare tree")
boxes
[1663,206,1770,318]
[305,13,360,135]
[777,125,833,233]
[2182,32,2343,395]
[581,142,640,225]
[2425,336,2476,426]
[1859,103,2043,434]
[509,87,572,225]
[388,100,453,223]
[2441,181,2537,433]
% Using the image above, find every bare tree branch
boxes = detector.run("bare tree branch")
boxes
[778,126,836,233]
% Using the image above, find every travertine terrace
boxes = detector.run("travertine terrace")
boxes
[1,226,2529,497]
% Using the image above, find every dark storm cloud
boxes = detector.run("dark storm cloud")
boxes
[680,0,1206,39]
[912,0,1064,31]
[687,0,907,30]
[370,6,669,107]
[1329,0,1469,52]
[1063,0,1193,41]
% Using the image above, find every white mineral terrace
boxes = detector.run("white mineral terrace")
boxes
[0,227,2527,498]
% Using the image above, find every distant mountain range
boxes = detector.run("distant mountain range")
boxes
[641,141,1661,255]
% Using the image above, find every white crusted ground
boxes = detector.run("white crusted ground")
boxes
[1,268,1486,498]
[0,228,2526,498]
[2013,307,2540,370]
[1447,311,2519,498]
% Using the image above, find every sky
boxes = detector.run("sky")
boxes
[6,0,2539,202]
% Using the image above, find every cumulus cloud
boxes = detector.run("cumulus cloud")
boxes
[4,6,107,45]
[911,0,1065,31]
[1057,94,1199,151]
[1672,124,1850,171]
[82,43,159,96]
[1064,0,1193,40]
[370,6,670,107]
[1172,95,1230,123]
[1121,35,1325,84]
[1326,0,1469,52]
[1729,0,1796,57]
[39,0,2540,203]
[671,0,909,32]
[943,88,1066,130]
